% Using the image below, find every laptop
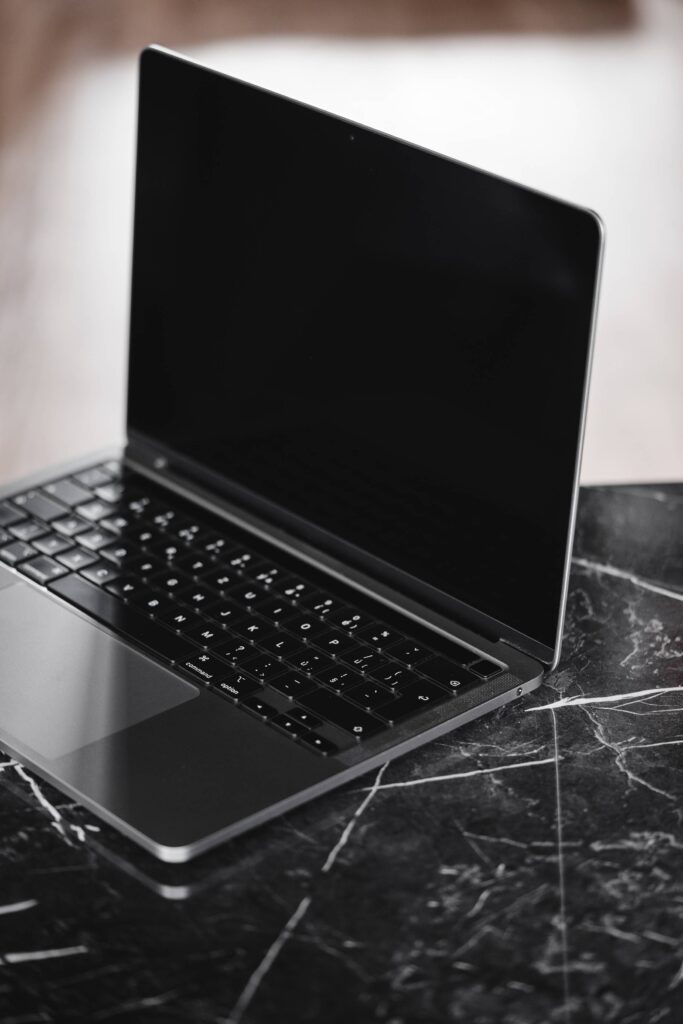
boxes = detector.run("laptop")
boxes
[0,46,603,862]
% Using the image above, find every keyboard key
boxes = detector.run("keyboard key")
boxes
[53,514,90,538]
[128,554,163,577]
[371,665,413,689]
[93,482,124,504]
[227,550,264,572]
[13,491,66,523]
[179,586,215,609]
[131,590,173,615]
[20,556,69,585]
[181,652,232,685]
[385,641,429,666]
[176,554,213,577]
[81,561,120,586]
[288,707,322,729]
[9,520,47,542]
[272,713,307,739]
[57,547,98,571]
[229,584,270,610]
[74,466,112,488]
[298,690,384,740]
[252,565,287,588]
[256,597,292,624]
[151,570,191,593]
[157,608,202,633]
[281,613,329,641]
[183,622,224,647]
[315,665,362,694]
[277,576,316,603]
[300,733,339,756]
[269,673,316,700]
[347,681,393,711]
[375,681,449,724]
[328,608,374,633]
[129,525,161,547]
[200,534,232,557]
[76,499,115,523]
[204,600,244,628]
[287,649,335,675]
[201,567,238,592]
[242,695,277,720]
[105,576,143,600]
[299,593,345,618]
[469,658,504,679]
[314,630,361,656]
[230,616,275,642]
[0,540,37,565]
[100,514,132,534]
[32,533,74,557]
[213,637,252,664]
[0,501,25,528]
[48,574,196,663]
[78,529,112,552]
[238,654,284,682]
[212,673,261,703]
[0,527,10,544]
[43,478,92,507]
[101,541,139,566]
[342,648,391,675]
[259,633,305,659]
[419,657,479,691]
[151,540,182,561]
[355,624,401,650]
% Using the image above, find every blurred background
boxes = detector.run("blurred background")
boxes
[0,0,681,486]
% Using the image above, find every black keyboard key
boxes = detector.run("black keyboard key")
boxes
[183,621,224,647]
[242,695,277,720]
[80,561,120,586]
[230,616,275,642]
[259,633,305,659]
[355,624,402,650]
[105,576,144,600]
[347,681,393,711]
[469,658,504,679]
[20,556,69,585]
[342,648,391,676]
[256,597,292,624]
[157,608,203,633]
[174,521,208,545]
[181,652,233,685]
[78,528,112,552]
[53,514,90,538]
[176,553,213,577]
[299,593,345,618]
[229,584,270,610]
[252,565,287,588]
[128,554,163,578]
[212,673,261,703]
[314,630,362,657]
[287,649,335,676]
[269,673,316,700]
[204,600,244,628]
[101,541,139,566]
[13,491,66,523]
[57,547,98,571]
[9,520,47,542]
[100,514,132,534]
[151,570,192,593]
[128,525,161,547]
[179,586,215,609]
[315,665,362,694]
[32,533,74,557]
[75,499,115,523]
[201,567,238,592]
[375,681,449,724]
[371,665,413,689]
[298,690,384,740]
[200,534,232,558]
[131,590,174,615]
[48,574,196,663]
[0,540,37,565]
[419,657,479,691]
[328,608,374,634]
[300,733,339,756]
[227,550,264,573]
[385,641,429,666]
[0,501,25,528]
[272,713,307,739]
[288,707,322,729]
[151,540,182,562]
[277,576,316,603]
[213,637,252,664]
[239,654,284,682]
[43,478,92,507]
[281,613,329,641]
[74,466,112,488]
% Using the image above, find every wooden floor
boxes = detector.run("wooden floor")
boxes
[0,0,681,486]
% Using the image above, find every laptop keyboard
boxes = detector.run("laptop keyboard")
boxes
[0,461,507,757]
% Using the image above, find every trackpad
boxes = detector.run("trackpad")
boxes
[0,583,198,760]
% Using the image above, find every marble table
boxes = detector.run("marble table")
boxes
[1,484,681,1023]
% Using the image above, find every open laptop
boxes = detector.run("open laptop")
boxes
[0,46,603,862]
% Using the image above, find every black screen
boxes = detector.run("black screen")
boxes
[128,48,602,653]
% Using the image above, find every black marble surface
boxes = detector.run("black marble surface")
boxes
[1,484,682,1024]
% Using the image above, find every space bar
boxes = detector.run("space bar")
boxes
[49,574,195,664]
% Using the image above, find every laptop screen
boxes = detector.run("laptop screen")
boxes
[128,48,601,655]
